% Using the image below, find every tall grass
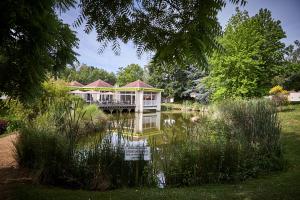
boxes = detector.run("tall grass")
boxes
[155,99,285,186]
[218,99,284,172]
[74,135,155,190]
[15,98,285,190]
[15,102,154,190]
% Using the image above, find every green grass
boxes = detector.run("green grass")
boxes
[11,105,300,200]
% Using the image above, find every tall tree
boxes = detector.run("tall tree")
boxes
[76,0,246,67]
[281,40,300,91]
[205,9,286,101]
[0,0,78,101]
[60,64,117,85]
[181,67,211,104]
[116,64,144,86]
[146,64,210,103]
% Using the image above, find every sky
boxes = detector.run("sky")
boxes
[59,0,300,72]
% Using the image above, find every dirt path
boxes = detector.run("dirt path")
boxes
[0,134,17,169]
[0,134,31,200]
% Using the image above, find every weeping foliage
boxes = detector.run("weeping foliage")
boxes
[0,0,78,101]
[77,0,246,67]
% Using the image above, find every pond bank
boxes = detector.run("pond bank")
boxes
[8,104,300,200]
[162,102,208,112]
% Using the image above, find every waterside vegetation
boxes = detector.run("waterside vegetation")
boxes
[13,98,285,191]
[10,104,300,200]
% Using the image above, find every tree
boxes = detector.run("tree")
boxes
[146,64,210,103]
[0,0,246,100]
[116,64,144,86]
[60,64,117,85]
[0,0,78,101]
[76,0,246,67]
[205,9,286,101]
[181,67,211,104]
[281,40,300,91]
[146,64,185,100]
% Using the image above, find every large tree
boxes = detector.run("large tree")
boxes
[116,64,144,86]
[0,0,78,101]
[76,0,245,67]
[60,64,117,85]
[280,40,300,91]
[146,64,210,103]
[0,0,245,100]
[205,9,286,101]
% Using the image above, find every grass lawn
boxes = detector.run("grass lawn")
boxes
[11,105,300,200]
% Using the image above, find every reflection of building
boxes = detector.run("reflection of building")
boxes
[134,112,161,134]
[111,112,161,136]
[69,80,163,112]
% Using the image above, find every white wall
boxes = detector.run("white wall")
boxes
[135,90,144,112]
[289,92,300,102]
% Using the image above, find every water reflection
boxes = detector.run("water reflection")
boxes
[107,111,197,145]
[80,111,199,188]
[109,112,162,136]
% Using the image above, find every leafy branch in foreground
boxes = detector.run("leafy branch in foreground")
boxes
[77,0,246,67]
[0,0,78,101]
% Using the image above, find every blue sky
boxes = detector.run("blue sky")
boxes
[59,0,300,72]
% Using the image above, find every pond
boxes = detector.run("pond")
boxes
[74,100,283,189]
[100,111,202,188]
[78,111,203,188]
[15,99,284,190]
[104,111,201,146]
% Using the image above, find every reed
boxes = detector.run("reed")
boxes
[15,98,285,190]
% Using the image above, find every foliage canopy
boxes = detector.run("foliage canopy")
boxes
[60,64,117,85]
[0,0,78,101]
[146,63,210,103]
[77,0,246,67]
[205,9,286,101]
[116,64,144,86]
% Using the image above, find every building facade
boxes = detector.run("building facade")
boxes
[69,80,163,112]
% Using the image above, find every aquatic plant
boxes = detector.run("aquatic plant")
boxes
[15,98,284,190]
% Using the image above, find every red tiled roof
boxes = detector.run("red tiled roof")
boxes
[123,80,153,88]
[68,81,84,87]
[84,79,113,87]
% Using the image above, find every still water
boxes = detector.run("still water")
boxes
[78,111,205,188]
[106,111,200,146]
[107,111,200,187]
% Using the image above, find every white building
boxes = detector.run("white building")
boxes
[69,79,163,112]
[288,92,300,102]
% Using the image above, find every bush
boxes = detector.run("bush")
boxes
[155,99,285,187]
[15,97,284,190]
[15,125,154,189]
[269,85,289,107]
[0,99,29,133]
[0,119,8,134]
[79,104,108,135]
[14,99,152,190]
[218,99,284,171]
[74,135,155,190]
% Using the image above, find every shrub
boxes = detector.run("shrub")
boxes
[79,104,108,134]
[155,99,285,187]
[269,85,289,107]
[217,99,285,172]
[0,119,8,134]
[74,135,155,190]
[15,124,78,186]
[15,125,154,189]
[15,97,285,190]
